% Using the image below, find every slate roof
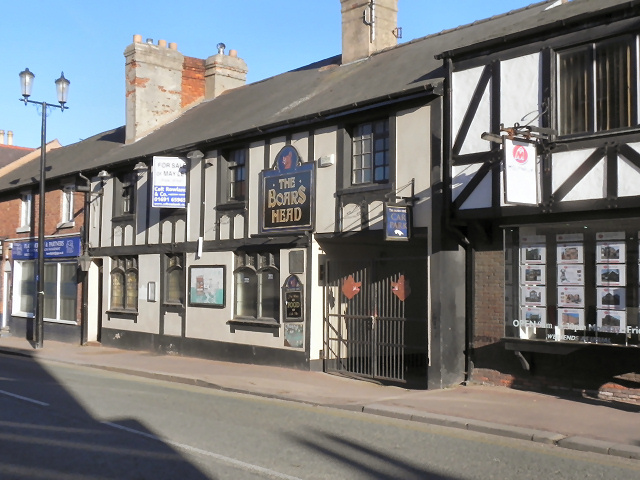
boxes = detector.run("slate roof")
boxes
[0,145,34,169]
[0,0,636,193]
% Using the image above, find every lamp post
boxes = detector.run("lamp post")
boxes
[19,68,70,349]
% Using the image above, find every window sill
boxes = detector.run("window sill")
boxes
[56,221,75,229]
[106,309,138,316]
[112,214,135,223]
[227,317,280,328]
[216,201,246,212]
[15,226,31,234]
[337,183,391,197]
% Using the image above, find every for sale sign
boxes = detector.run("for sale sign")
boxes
[152,156,187,208]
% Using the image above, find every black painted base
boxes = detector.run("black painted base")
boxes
[101,328,311,370]
[7,317,82,344]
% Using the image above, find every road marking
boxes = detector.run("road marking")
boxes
[0,389,49,406]
[103,421,303,480]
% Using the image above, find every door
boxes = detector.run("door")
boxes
[324,256,428,385]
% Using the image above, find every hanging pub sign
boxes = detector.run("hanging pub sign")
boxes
[260,145,314,234]
[152,156,187,208]
[283,275,304,321]
[384,204,410,241]
[504,138,539,205]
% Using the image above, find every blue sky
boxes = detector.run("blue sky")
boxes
[2,1,536,148]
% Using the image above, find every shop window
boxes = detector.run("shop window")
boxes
[12,260,35,316]
[110,256,138,311]
[504,221,640,348]
[557,36,636,135]
[114,172,136,217]
[19,192,32,230]
[165,254,184,305]
[43,262,77,323]
[233,252,279,322]
[351,119,390,185]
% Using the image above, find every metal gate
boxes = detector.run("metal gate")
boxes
[324,257,428,384]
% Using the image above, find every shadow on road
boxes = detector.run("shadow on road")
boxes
[0,352,212,480]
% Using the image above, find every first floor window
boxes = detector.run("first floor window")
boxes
[234,252,279,321]
[558,36,635,135]
[227,148,247,201]
[110,256,138,311]
[352,119,390,185]
[20,193,32,229]
[61,187,74,224]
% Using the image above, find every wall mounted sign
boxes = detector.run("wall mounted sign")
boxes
[504,138,538,205]
[12,236,81,260]
[260,146,314,234]
[283,274,304,321]
[152,156,187,208]
[384,204,410,241]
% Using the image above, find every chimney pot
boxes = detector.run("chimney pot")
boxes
[229,49,238,58]
[169,42,178,50]
[0,130,4,145]
[133,34,142,43]
[7,131,13,146]
[146,38,153,44]
[158,39,167,47]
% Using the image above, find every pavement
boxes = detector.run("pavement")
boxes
[1,335,639,461]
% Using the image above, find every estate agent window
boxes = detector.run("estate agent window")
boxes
[110,256,138,311]
[351,119,390,185]
[233,252,279,322]
[557,36,636,135]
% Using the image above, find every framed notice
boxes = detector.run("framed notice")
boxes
[596,242,625,263]
[597,310,627,334]
[557,265,584,286]
[596,265,626,286]
[521,286,546,305]
[188,266,225,307]
[521,265,545,285]
[597,287,626,310]
[520,306,547,325]
[557,286,585,308]
[558,308,585,330]
[557,244,583,264]
[520,245,546,264]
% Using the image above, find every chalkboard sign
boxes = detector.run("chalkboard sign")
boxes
[283,275,304,322]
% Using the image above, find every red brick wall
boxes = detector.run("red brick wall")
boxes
[472,250,504,347]
[182,56,205,108]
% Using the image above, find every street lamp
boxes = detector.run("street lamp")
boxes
[19,68,70,349]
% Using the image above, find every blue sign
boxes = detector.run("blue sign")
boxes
[12,236,82,260]
[384,205,410,241]
[152,156,187,208]
[260,146,314,234]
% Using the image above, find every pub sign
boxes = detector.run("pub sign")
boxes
[260,146,314,234]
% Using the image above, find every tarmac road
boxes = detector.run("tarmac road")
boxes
[1,354,639,480]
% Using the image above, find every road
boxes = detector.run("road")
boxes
[0,353,639,479]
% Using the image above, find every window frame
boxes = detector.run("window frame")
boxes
[556,35,638,137]
[233,252,280,323]
[11,259,36,317]
[113,172,136,218]
[109,256,138,313]
[19,192,32,231]
[164,254,184,306]
[43,261,78,324]
[218,146,249,205]
[59,186,75,227]
[351,118,391,186]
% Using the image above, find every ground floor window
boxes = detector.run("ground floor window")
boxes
[110,256,138,312]
[12,260,35,316]
[164,254,184,305]
[44,262,77,323]
[233,252,279,322]
[11,260,78,323]
[504,219,640,347]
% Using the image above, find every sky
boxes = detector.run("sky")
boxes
[2,0,537,149]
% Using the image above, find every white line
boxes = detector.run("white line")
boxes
[0,389,49,406]
[103,421,303,480]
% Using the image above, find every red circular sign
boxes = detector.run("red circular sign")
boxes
[513,145,528,164]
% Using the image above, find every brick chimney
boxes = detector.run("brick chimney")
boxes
[124,35,247,143]
[341,0,398,64]
[204,44,248,100]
